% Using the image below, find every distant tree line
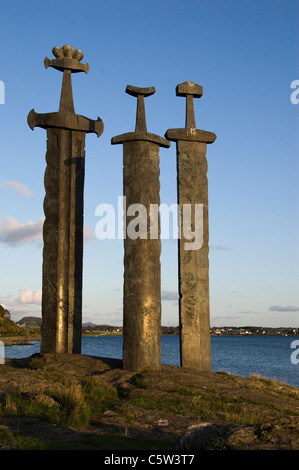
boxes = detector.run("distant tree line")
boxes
[0,305,30,337]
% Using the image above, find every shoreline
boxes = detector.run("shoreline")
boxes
[2,330,299,347]
[1,336,41,346]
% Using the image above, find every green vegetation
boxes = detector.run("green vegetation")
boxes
[127,386,263,424]
[0,356,298,450]
[0,305,29,337]
[0,372,174,450]
[0,426,51,450]
[17,316,42,330]
[200,430,238,450]
[126,371,299,427]
[0,306,41,340]
[0,425,172,450]
[0,378,118,428]
[1,368,298,431]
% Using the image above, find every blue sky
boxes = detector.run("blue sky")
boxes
[0,0,298,328]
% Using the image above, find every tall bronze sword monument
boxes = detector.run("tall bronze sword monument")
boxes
[165,81,216,371]
[112,86,170,370]
[28,45,103,354]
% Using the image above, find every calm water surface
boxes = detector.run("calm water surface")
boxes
[4,335,299,388]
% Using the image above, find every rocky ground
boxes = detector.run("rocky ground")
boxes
[0,353,298,450]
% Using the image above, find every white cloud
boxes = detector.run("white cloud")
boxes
[0,181,33,198]
[0,217,43,245]
[161,290,179,301]
[212,316,241,321]
[17,289,42,305]
[84,225,95,242]
[0,294,41,321]
[210,245,230,251]
[0,216,94,246]
[269,305,299,312]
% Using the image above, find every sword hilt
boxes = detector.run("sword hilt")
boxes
[126,85,155,133]
[112,84,169,147]
[176,81,203,129]
[165,81,216,144]
[44,45,89,113]
[28,45,103,137]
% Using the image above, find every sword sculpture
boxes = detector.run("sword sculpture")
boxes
[28,45,103,354]
[112,85,170,370]
[165,81,216,371]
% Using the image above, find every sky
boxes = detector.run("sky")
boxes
[0,0,298,328]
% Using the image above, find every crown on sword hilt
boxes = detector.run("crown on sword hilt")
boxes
[44,44,89,74]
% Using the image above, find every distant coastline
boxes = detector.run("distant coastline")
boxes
[83,325,299,337]
[1,322,298,347]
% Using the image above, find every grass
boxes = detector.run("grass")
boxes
[2,391,62,424]
[200,431,239,450]
[125,372,299,425]
[0,377,120,428]
[0,376,175,449]
[0,426,52,450]
[127,389,263,424]
[0,425,174,450]
[0,363,298,450]
[2,369,295,431]
[217,371,299,393]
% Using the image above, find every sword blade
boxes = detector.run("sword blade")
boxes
[41,128,85,354]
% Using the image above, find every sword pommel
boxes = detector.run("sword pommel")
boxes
[44,45,89,74]
[125,85,156,134]
[126,85,155,97]
[176,81,203,98]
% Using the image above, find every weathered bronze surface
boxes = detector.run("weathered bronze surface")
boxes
[112,85,170,370]
[165,81,216,371]
[28,45,103,354]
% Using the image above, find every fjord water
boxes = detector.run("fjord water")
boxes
[4,335,299,389]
